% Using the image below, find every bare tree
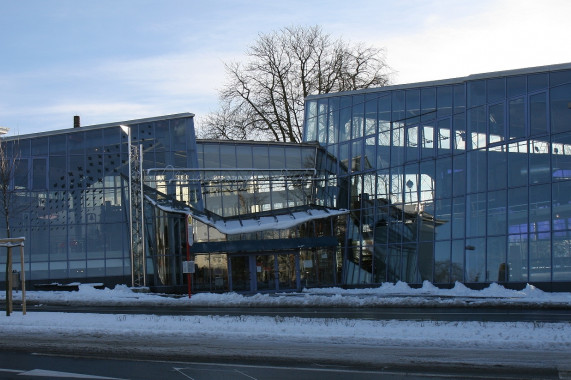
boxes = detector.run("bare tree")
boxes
[198,25,391,143]
[0,138,25,315]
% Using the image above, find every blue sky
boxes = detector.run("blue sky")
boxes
[1,0,570,136]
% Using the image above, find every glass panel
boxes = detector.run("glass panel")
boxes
[529,139,550,184]
[391,127,404,167]
[488,145,507,191]
[437,86,453,118]
[419,160,434,203]
[452,153,465,197]
[351,140,362,172]
[452,196,465,239]
[421,87,436,122]
[317,99,328,143]
[351,95,364,139]
[31,137,49,156]
[435,198,452,240]
[406,126,418,162]
[465,237,485,282]
[507,75,526,98]
[373,244,387,283]
[435,157,452,199]
[550,84,571,135]
[529,92,547,136]
[528,73,548,92]
[434,240,450,283]
[304,100,317,142]
[468,80,485,107]
[365,96,377,136]
[487,189,507,236]
[466,192,486,238]
[453,84,465,114]
[467,106,486,150]
[364,137,376,169]
[339,96,352,142]
[467,150,486,193]
[530,237,551,282]
[552,133,571,182]
[553,181,571,231]
[487,78,505,102]
[32,158,47,190]
[236,145,252,168]
[392,91,405,122]
[508,98,526,139]
[278,253,297,290]
[508,187,528,235]
[14,159,28,189]
[327,97,339,144]
[553,231,571,281]
[405,89,420,125]
[487,235,507,282]
[550,69,571,86]
[378,95,391,132]
[451,239,464,282]
[230,256,250,292]
[421,124,435,159]
[269,146,285,169]
[256,255,276,291]
[437,118,451,154]
[453,113,466,151]
[377,131,390,168]
[203,144,220,167]
[508,234,528,282]
[488,103,505,143]
[508,141,528,188]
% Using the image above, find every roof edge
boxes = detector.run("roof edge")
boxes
[305,62,571,100]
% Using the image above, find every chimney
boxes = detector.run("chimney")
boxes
[74,115,80,128]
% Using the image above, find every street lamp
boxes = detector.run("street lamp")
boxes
[120,125,146,287]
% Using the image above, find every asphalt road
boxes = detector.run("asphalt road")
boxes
[1,334,570,380]
[5,350,551,380]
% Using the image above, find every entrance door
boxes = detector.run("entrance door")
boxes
[230,256,251,292]
[229,253,301,292]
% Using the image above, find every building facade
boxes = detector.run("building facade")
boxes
[1,63,570,292]
[304,62,571,291]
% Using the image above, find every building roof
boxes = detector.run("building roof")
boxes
[3,112,195,142]
[305,62,571,101]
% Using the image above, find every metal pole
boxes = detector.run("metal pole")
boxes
[127,131,134,287]
[139,144,146,286]
[20,244,26,315]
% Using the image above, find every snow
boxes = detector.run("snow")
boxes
[2,281,571,351]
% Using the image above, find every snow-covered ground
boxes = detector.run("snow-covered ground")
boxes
[1,281,571,353]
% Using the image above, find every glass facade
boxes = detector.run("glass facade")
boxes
[304,63,571,290]
[0,114,198,287]
[2,63,571,293]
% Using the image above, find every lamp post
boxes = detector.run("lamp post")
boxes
[120,125,135,287]
[120,125,146,288]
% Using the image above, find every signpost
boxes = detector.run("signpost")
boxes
[183,215,194,298]
[1,237,26,316]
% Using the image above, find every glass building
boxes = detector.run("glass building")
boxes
[1,62,570,293]
[304,62,571,291]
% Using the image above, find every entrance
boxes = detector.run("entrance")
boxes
[229,252,300,292]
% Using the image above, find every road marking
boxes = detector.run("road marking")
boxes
[233,369,258,379]
[173,367,196,379]
[0,369,126,379]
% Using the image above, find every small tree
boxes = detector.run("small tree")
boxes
[199,25,391,143]
[0,138,22,315]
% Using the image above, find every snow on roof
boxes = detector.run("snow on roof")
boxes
[147,195,348,235]
[191,208,348,235]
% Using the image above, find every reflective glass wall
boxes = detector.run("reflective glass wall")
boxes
[304,65,571,289]
[0,114,197,287]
